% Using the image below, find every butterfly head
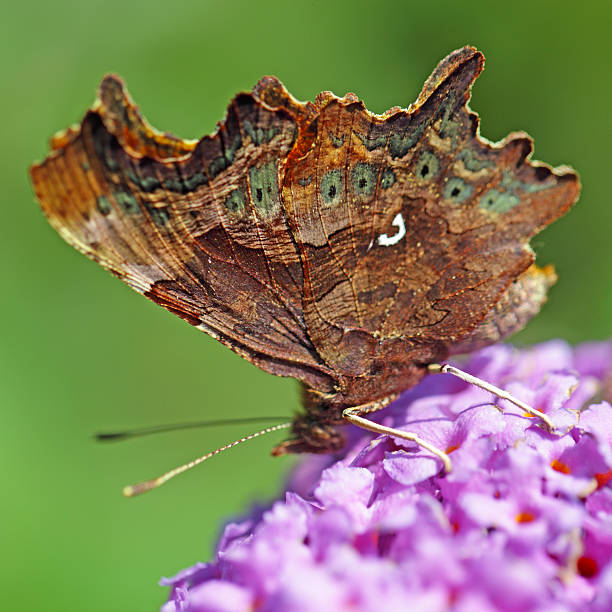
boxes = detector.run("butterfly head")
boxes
[271,414,345,456]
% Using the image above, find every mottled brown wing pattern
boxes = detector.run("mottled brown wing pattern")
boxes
[32,47,580,455]
[450,264,557,356]
[31,75,335,391]
[281,47,579,408]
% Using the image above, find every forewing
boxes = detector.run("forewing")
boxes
[281,47,579,377]
[31,76,334,391]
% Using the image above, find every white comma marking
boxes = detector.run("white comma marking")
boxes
[377,213,406,247]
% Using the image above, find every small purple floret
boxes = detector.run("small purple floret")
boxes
[161,342,612,611]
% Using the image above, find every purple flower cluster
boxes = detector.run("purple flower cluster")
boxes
[161,341,612,611]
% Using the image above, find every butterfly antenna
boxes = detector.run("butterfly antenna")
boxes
[95,416,290,441]
[122,422,292,497]
[428,363,554,431]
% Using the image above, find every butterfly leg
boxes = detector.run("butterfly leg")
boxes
[342,402,452,472]
[427,363,554,431]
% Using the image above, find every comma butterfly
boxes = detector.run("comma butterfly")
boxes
[31,47,579,493]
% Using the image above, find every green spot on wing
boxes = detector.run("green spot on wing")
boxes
[243,120,280,146]
[162,176,190,193]
[249,161,279,212]
[209,157,227,178]
[457,148,491,172]
[350,162,377,197]
[182,171,208,191]
[479,188,520,213]
[147,205,170,226]
[224,188,245,213]
[415,151,439,181]
[355,131,387,151]
[328,130,346,148]
[389,120,427,158]
[225,134,242,162]
[96,195,111,216]
[208,134,242,180]
[320,169,343,205]
[381,168,396,189]
[501,170,551,194]
[138,174,162,192]
[114,191,139,214]
[436,93,457,138]
[443,177,473,203]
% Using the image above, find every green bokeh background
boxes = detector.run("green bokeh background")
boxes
[3,1,611,610]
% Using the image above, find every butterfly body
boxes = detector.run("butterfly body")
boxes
[31,47,579,455]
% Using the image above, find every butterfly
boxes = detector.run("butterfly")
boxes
[31,46,579,493]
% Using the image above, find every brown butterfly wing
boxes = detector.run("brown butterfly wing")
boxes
[31,75,335,392]
[32,48,580,416]
[281,47,579,406]
[449,264,557,355]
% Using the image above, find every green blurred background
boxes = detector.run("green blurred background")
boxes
[2,0,611,609]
